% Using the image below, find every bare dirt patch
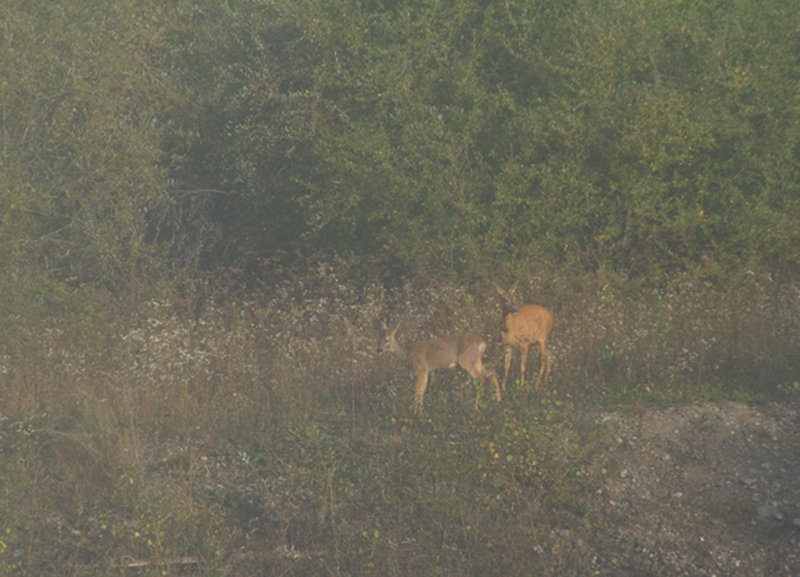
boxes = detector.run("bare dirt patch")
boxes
[584,401,800,576]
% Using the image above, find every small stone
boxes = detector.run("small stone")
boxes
[756,503,782,521]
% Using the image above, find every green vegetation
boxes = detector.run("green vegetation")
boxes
[1,0,799,573]
[4,0,800,288]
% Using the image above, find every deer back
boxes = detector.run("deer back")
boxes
[407,334,485,371]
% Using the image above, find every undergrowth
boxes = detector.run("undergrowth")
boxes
[0,266,798,575]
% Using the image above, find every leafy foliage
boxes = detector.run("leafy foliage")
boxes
[2,0,172,283]
[3,0,799,291]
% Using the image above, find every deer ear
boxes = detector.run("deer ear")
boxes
[509,281,519,295]
[381,320,389,331]
[393,319,402,334]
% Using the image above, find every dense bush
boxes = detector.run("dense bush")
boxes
[3,0,799,295]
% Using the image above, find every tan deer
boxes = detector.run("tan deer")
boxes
[378,320,500,413]
[492,281,554,391]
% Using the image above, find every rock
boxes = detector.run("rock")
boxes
[755,503,783,521]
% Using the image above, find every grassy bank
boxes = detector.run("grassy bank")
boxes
[1,268,797,575]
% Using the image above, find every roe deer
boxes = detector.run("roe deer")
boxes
[492,281,554,391]
[378,320,500,413]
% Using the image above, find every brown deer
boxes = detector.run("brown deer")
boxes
[378,320,500,413]
[492,281,554,391]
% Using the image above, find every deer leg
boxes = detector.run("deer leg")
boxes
[519,343,529,389]
[413,369,429,414]
[466,362,501,409]
[537,342,552,390]
[534,344,545,390]
[462,361,484,409]
[502,345,513,391]
[474,359,501,402]
[487,367,501,402]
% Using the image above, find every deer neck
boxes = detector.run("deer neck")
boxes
[389,338,409,361]
[500,303,517,331]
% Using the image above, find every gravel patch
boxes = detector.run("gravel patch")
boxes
[586,401,800,575]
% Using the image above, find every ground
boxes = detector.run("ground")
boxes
[579,400,800,576]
